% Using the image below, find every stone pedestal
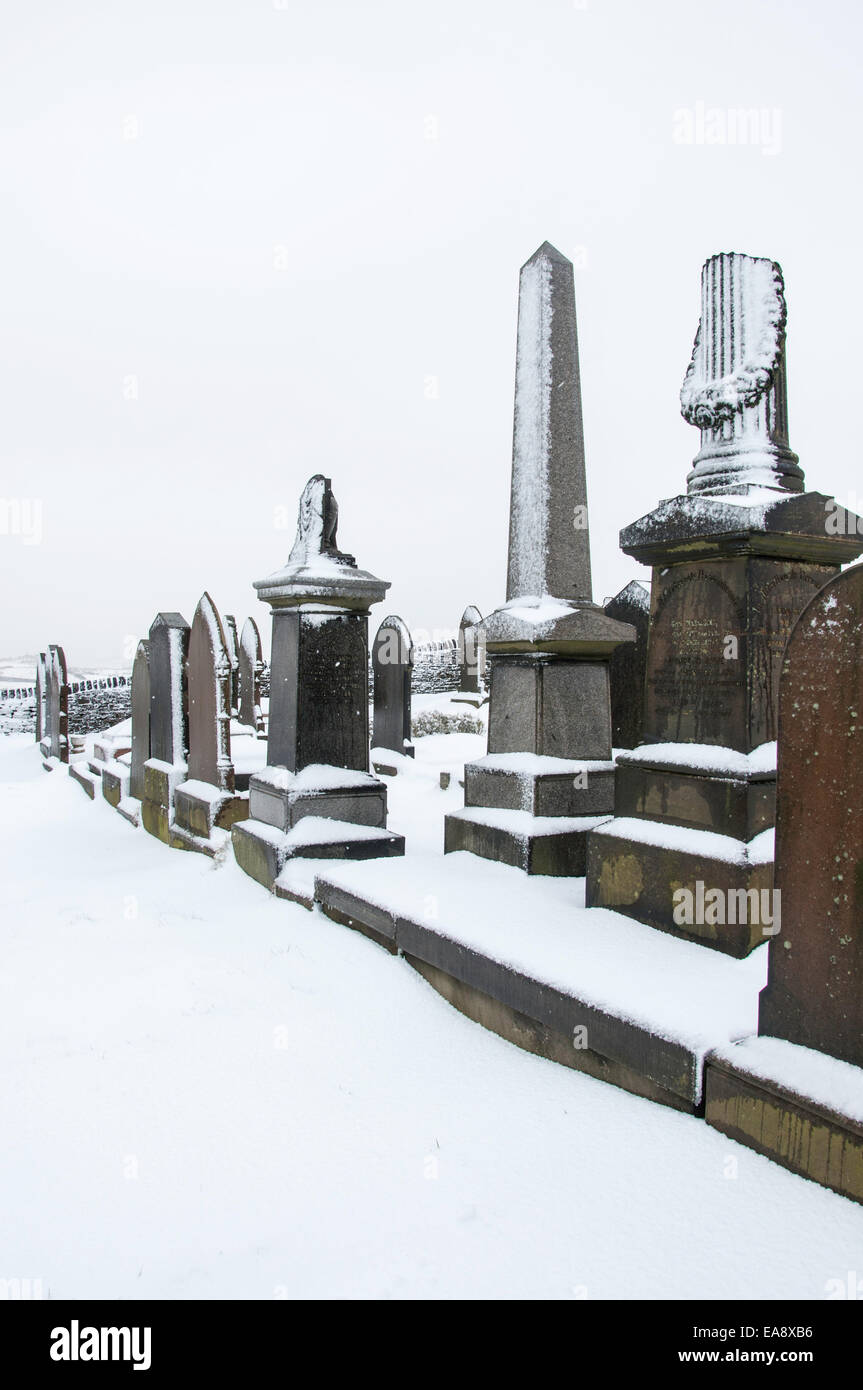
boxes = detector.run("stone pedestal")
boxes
[444,244,634,875]
[586,254,863,955]
[233,475,405,887]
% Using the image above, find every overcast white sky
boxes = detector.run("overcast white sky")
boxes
[1,0,861,666]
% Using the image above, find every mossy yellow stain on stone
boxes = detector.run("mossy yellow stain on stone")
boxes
[597,853,643,907]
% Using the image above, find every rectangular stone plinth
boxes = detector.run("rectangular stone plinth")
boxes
[232,816,405,892]
[586,818,774,957]
[100,760,130,809]
[268,608,370,772]
[68,762,98,800]
[465,753,615,818]
[445,806,610,877]
[614,746,775,840]
[141,758,188,845]
[487,655,612,760]
[705,1040,863,1206]
[174,780,249,841]
[249,764,387,833]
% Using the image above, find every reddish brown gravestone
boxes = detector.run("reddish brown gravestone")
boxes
[186,593,235,792]
[759,564,863,1068]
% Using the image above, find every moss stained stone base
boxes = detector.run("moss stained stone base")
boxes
[705,1048,863,1206]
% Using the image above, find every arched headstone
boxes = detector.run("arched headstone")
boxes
[238,617,264,733]
[186,593,235,792]
[603,581,650,750]
[457,605,483,694]
[148,612,190,766]
[130,640,151,801]
[372,616,414,759]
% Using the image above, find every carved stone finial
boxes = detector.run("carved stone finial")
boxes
[288,475,356,568]
[681,253,805,496]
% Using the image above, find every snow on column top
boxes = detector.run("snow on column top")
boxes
[506,242,593,605]
[681,252,805,497]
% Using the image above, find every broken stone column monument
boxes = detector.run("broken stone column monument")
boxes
[705,564,863,1204]
[173,593,249,850]
[586,252,863,955]
[142,611,190,844]
[371,615,415,766]
[233,475,405,890]
[444,243,635,875]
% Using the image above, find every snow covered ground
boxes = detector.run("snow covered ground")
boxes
[2,729,863,1300]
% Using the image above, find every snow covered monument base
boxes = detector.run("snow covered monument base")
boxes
[586,253,863,956]
[444,243,634,875]
[232,475,404,893]
[706,566,863,1205]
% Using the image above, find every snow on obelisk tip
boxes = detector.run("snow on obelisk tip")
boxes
[506,241,592,605]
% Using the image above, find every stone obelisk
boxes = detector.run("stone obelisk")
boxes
[445,243,634,875]
[586,252,863,955]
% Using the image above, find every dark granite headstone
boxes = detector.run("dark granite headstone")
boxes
[35,651,47,742]
[186,592,234,792]
[47,644,69,763]
[129,640,151,801]
[148,612,190,766]
[457,605,483,694]
[604,581,649,749]
[759,565,863,1067]
[238,616,264,732]
[372,615,414,758]
[233,474,403,885]
[224,614,240,713]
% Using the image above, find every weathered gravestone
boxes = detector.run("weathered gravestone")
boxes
[173,593,248,848]
[224,613,240,713]
[238,616,265,733]
[586,252,863,954]
[35,651,47,745]
[129,639,151,803]
[47,644,69,764]
[444,243,635,875]
[455,605,483,697]
[705,564,863,1204]
[604,581,650,750]
[233,474,405,891]
[142,611,190,844]
[371,615,414,762]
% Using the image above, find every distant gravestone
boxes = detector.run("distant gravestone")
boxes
[148,612,190,766]
[186,592,235,792]
[35,651,47,742]
[759,565,863,1068]
[224,614,240,713]
[604,581,650,749]
[238,616,264,732]
[47,644,69,763]
[130,640,151,801]
[457,605,483,694]
[372,615,414,759]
